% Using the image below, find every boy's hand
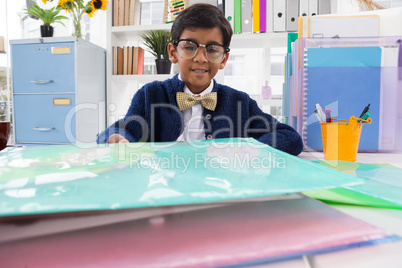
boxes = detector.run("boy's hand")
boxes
[106,134,129,143]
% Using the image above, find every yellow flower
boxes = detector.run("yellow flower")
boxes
[91,0,108,11]
[42,0,47,4]
[86,6,96,17]
[58,0,74,10]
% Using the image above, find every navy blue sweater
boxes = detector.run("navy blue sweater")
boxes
[97,74,303,156]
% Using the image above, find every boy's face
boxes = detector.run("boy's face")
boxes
[168,27,229,94]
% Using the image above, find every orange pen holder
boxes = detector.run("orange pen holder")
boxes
[320,116,372,162]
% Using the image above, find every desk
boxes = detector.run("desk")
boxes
[256,152,402,268]
[300,151,402,168]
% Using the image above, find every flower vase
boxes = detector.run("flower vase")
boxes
[72,14,83,38]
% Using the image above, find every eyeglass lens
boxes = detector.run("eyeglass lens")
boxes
[176,40,226,63]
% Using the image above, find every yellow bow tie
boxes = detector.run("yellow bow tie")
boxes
[176,92,217,111]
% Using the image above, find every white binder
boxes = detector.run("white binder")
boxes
[273,0,286,31]
[241,0,253,33]
[286,0,299,32]
[299,0,309,17]
[225,0,235,32]
[308,0,318,16]
[266,0,274,32]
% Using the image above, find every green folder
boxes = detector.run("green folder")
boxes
[305,161,402,209]
[234,0,242,34]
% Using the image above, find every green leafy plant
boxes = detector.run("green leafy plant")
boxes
[24,2,68,27]
[140,30,172,60]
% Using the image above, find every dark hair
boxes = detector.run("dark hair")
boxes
[171,3,233,48]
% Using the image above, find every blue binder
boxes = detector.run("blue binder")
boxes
[303,46,382,151]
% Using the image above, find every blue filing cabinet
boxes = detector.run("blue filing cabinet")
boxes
[10,37,106,145]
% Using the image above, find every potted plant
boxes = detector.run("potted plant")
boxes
[140,30,172,74]
[24,1,68,38]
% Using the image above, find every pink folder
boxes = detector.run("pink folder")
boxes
[0,195,397,267]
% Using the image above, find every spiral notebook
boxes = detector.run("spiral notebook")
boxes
[303,46,382,151]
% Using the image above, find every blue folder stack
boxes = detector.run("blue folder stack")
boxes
[285,36,402,152]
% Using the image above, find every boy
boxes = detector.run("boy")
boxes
[97,3,303,156]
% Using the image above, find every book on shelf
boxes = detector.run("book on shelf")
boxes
[118,47,124,75]
[128,46,133,75]
[129,0,136,25]
[113,0,140,26]
[124,0,130,26]
[137,47,144,75]
[113,46,145,75]
[123,46,129,75]
[113,46,118,75]
[133,46,139,74]
[113,0,119,26]
[118,0,125,26]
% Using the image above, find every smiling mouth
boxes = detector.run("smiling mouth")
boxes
[192,69,208,73]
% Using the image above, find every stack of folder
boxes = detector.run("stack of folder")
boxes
[284,35,402,152]
[0,138,400,266]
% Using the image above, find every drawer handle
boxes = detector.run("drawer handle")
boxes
[31,80,54,84]
[33,127,55,132]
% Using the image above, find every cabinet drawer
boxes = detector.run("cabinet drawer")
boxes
[14,94,76,143]
[12,42,75,93]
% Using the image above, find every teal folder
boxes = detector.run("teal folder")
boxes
[0,138,363,218]
[303,46,382,151]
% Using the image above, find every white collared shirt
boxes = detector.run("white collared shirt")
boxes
[176,74,214,141]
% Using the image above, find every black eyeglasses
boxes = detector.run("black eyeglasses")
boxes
[173,39,230,63]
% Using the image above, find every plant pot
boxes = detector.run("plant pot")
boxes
[40,25,54,38]
[155,59,172,74]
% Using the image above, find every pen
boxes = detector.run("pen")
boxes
[359,104,370,118]
[359,111,370,123]
[325,108,332,123]
[315,103,326,122]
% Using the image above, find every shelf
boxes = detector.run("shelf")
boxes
[111,24,288,47]
[111,24,172,42]
[112,74,173,84]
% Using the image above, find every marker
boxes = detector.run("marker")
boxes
[314,110,323,122]
[315,103,326,122]
[359,104,370,118]
[325,108,332,123]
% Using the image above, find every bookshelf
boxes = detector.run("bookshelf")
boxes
[106,0,288,125]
